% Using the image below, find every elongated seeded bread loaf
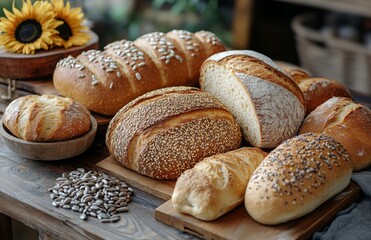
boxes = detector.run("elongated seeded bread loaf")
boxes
[172,147,267,221]
[2,95,91,142]
[245,133,353,225]
[106,86,242,179]
[53,30,225,116]
[199,50,306,148]
[300,97,371,171]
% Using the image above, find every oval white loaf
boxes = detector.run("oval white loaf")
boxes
[299,97,371,171]
[2,95,91,142]
[172,147,267,221]
[244,133,353,225]
[199,50,306,148]
[53,30,226,116]
[106,86,242,180]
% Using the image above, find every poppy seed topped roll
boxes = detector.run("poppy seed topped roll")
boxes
[106,86,242,179]
[244,133,353,225]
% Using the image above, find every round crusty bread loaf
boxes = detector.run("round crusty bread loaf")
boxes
[53,30,225,116]
[299,97,371,171]
[244,133,353,225]
[172,147,267,221]
[199,50,306,148]
[106,86,242,180]
[298,78,352,114]
[2,95,91,142]
[276,62,311,83]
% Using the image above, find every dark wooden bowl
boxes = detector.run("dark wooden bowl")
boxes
[0,30,99,80]
[0,115,97,160]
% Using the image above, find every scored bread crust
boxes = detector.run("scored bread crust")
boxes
[299,97,371,171]
[106,86,242,179]
[2,95,91,142]
[244,133,353,225]
[199,50,306,148]
[172,147,268,221]
[53,30,226,116]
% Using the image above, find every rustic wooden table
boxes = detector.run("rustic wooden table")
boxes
[0,131,197,240]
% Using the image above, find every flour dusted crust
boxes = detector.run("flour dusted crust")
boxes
[172,147,267,221]
[245,133,353,225]
[2,95,91,142]
[200,50,306,148]
[106,86,242,179]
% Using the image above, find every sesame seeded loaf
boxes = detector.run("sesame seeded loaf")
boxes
[172,147,267,221]
[53,30,226,116]
[105,86,242,180]
[300,97,371,171]
[2,95,91,142]
[199,50,306,148]
[244,133,353,225]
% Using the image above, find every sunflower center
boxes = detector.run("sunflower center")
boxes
[56,20,72,40]
[15,19,42,43]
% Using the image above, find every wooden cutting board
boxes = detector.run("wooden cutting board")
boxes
[96,156,175,200]
[155,181,361,240]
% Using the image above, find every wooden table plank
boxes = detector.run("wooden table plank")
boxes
[0,138,198,240]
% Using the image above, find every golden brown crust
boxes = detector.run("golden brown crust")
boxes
[299,97,371,171]
[172,147,267,221]
[245,133,353,225]
[277,62,311,83]
[298,78,352,114]
[106,86,242,179]
[54,30,226,116]
[2,95,91,142]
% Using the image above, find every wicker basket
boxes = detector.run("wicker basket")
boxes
[292,13,371,96]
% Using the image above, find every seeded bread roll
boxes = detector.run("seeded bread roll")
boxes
[199,50,306,148]
[172,147,267,221]
[245,133,353,225]
[2,95,91,142]
[106,86,242,179]
[298,78,352,114]
[53,30,226,116]
[299,97,371,171]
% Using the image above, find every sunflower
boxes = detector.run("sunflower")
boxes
[51,0,90,49]
[0,0,62,54]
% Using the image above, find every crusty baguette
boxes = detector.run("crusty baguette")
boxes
[106,86,242,179]
[245,133,353,225]
[53,30,226,116]
[298,78,352,114]
[299,97,371,171]
[172,147,267,221]
[2,95,91,142]
[199,50,306,148]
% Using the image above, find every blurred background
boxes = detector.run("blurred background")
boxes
[0,0,370,238]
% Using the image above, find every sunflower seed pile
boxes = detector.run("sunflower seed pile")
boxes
[48,168,133,223]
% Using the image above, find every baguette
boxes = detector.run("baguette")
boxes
[172,147,267,221]
[245,133,353,225]
[299,97,371,171]
[199,50,306,148]
[53,30,226,116]
[106,86,242,179]
[2,95,91,142]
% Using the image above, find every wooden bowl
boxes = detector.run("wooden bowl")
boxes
[0,116,97,160]
[0,30,99,80]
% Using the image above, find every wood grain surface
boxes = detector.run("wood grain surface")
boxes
[0,31,99,80]
[96,156,175,200]
[0,135,198,239]
[155,182,361,240]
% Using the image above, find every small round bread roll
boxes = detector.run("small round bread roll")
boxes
[106,86,242,179]
[245,133,353,225]
[299,97,371,171]
[2,95,91,142]
[298,78,352,114]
